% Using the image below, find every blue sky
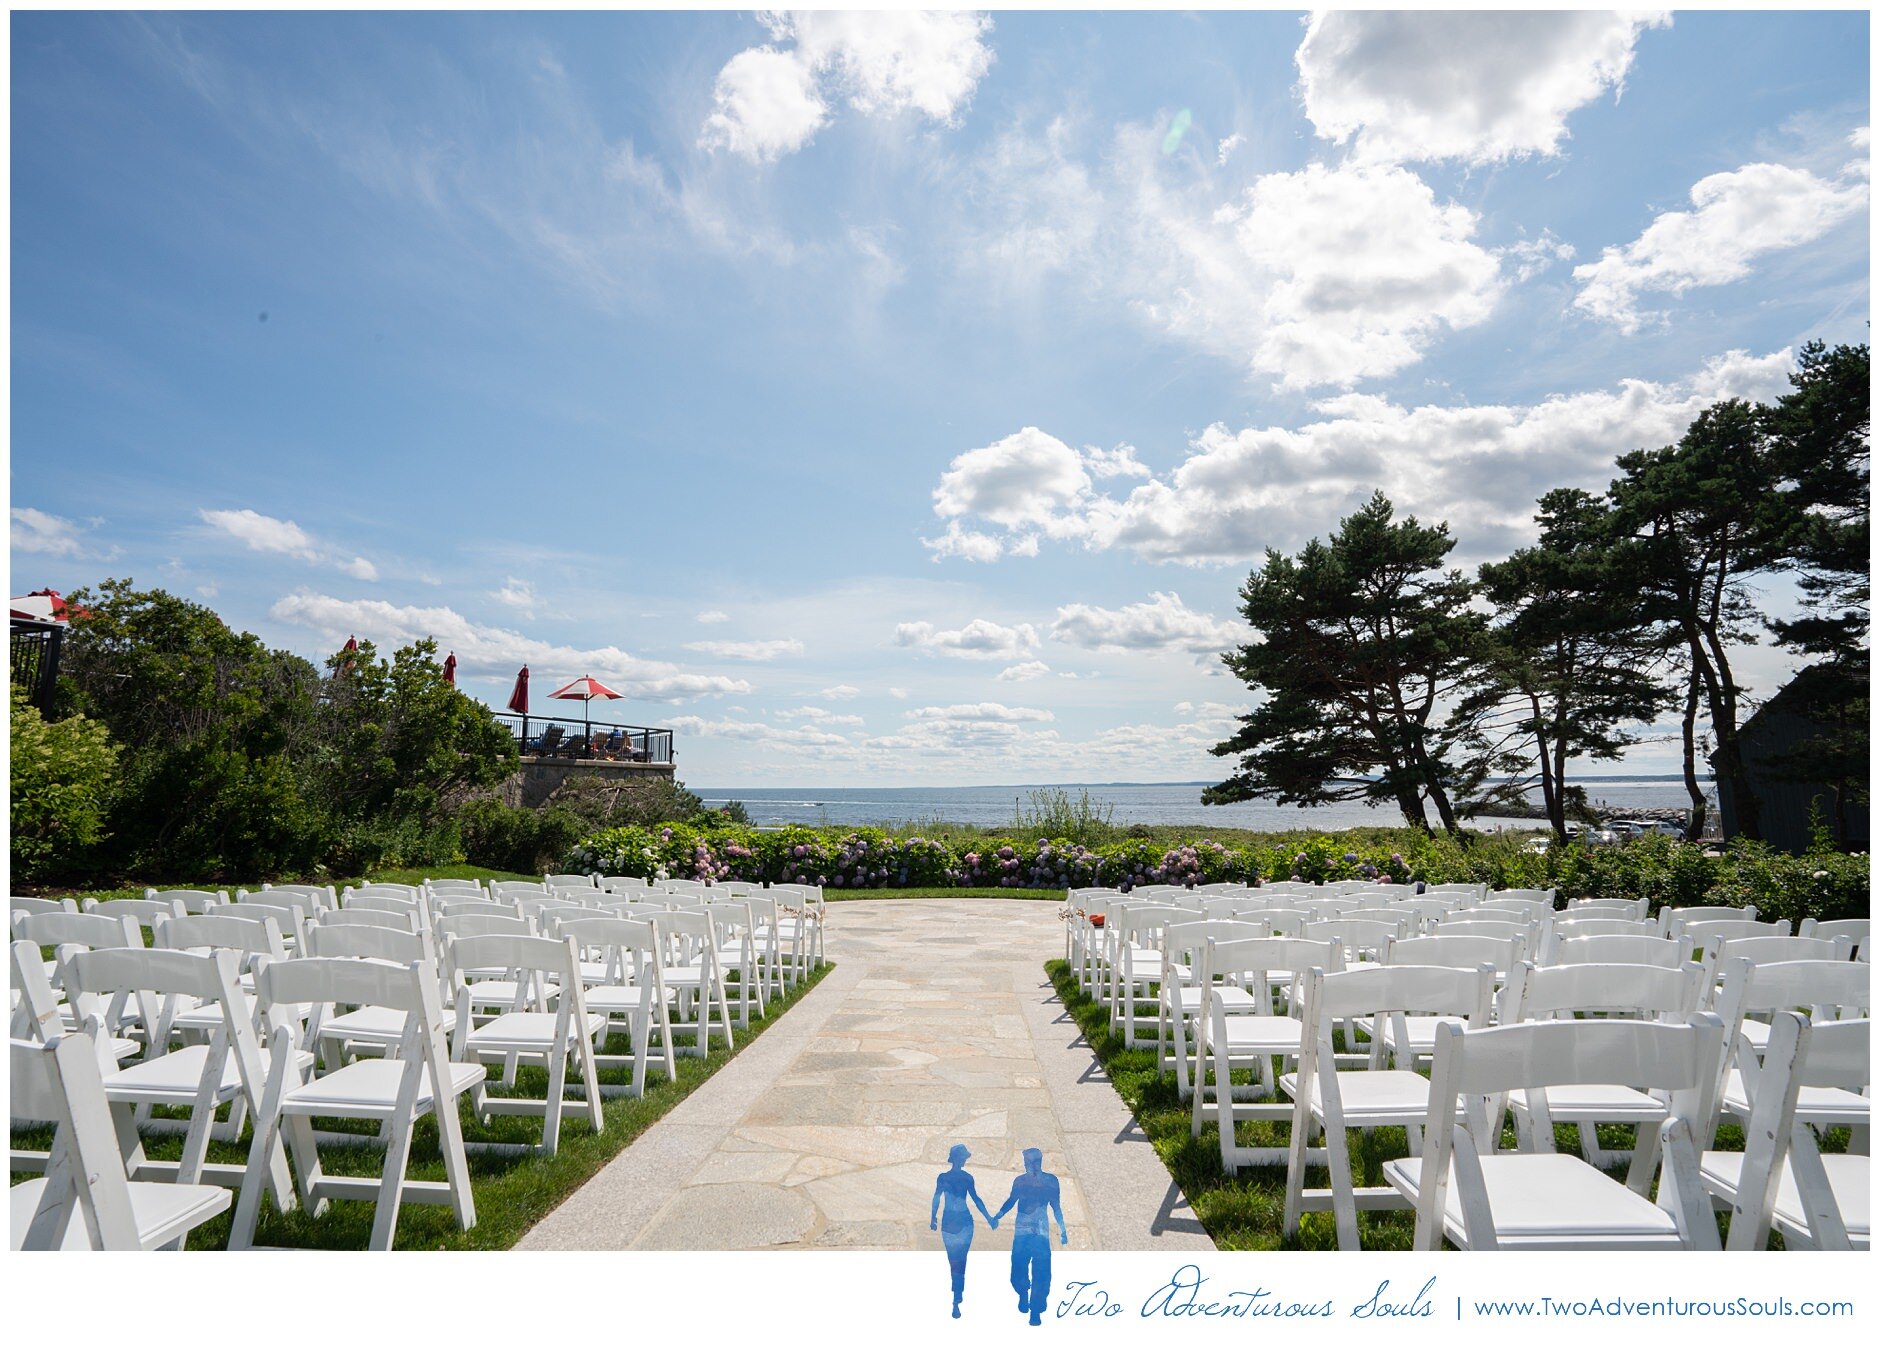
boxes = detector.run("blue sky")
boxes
[9,10,1870,786]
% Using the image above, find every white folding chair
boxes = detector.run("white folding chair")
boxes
[1191,936,1344,1171]
[1700,933,1856,1000]
[12,1033,232,1250]
[1562,896,1649,921]
[1282,962,1494,1248]
[144,888,230,915]
[562,916,675,1097]
[1159,918,1268,1097]
[1660,904,1756,939]
[1554,933,1695,969]
[450,933,603,1155]
[10,896,78,921]
[230,955,483,1250]
[1501,959,1707,1190]
[1382,1016,1726,1250]
[632,909,734,1056]
[1710,960,1870,1133]
[1701,1011,1869,1250]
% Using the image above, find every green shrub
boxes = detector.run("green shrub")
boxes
[561,819,1869,918]
[455,799,586,875]
[9,684,119,884]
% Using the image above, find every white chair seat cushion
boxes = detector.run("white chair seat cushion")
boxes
[1507,1084,1669,1120]
[1720,1070,1870,1124]
[464,1011,605,1053]
[1382,1152,1680,1245]
[1284,1069,1438,1122]
[103,1046,309,1103]
[583,985,659,1013]
[10,1178,231,1250]
[1208,1015,1303,1052]
[281,1057,486,1116]
[463,979,559,1008]
[1175,985,1256,1010]
[1700,1151,1871,1242]
[317,1005,457,1046]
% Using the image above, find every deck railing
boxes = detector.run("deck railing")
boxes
[493,712,674,764]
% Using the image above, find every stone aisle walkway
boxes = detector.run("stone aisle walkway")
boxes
[519,897,1211,1251]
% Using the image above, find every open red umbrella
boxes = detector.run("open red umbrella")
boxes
[548,674,622,728]
[442,652,457,687]
[507,665,530,714]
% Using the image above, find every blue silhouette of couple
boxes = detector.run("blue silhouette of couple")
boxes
[929,1145,1067,1324]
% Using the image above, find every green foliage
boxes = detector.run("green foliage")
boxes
[40,579,518,885]
[1208,491,1487,835]
[9,684,120,882]
[1010,786,1116,843]
[563,820,1868,921]
[454,799,588,875]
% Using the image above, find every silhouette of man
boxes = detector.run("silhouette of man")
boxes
[991,1148,1066,1326]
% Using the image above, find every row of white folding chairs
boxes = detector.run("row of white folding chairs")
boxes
[1180,940,1868,1250]
[10,903,733,1250]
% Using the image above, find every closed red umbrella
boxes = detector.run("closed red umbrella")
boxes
[507,665,530,714]
[335,634,359,674]
[548,674,623,729]
[442,652,457,687]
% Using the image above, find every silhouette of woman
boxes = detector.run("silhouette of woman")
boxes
[930,1143,994,1318]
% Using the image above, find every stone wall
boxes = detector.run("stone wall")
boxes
[512,757,677,809]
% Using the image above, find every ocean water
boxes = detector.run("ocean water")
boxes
[692,780,1715,833]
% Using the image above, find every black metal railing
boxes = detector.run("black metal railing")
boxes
[10,620,63,716]
[494,712,674,765]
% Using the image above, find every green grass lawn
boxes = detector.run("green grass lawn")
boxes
[14,964,831,1250]
[38,864,520,905]
[1044,960,1761,1251]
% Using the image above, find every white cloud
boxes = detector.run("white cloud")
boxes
[695,609,730,625]
[1174,700,1239,719]
[887,686,909,700]
[904,702,1053,722]
[671,714,851,748]
[1216,133,1244,166]
[199,507,378,581]
[701,11,993,162]
[775,706,865,725]
[1083,443,1149,479]
[960,123,1510,389]
[997,660,1052,683]
[1050,593,1251,654]
[200,508,319,561]
[926,349,1794,566]
[921,519,1006,563]
[820,684,862,701]
[1572,159,1869,332]
[492,577,540,615]
[685,638,807,661]
[11,507,87,557]
[1227,162,1506,389]
[269,591,751,702]
[1297,11,1669,165]
[894,617,1040,659]
[933,427,1091,533]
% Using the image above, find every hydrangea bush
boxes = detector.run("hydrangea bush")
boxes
[561,823,1868,924]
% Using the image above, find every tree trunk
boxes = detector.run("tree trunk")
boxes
[1679,669,1708,841]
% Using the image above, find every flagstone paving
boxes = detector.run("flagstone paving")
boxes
[519,897,1211,1251]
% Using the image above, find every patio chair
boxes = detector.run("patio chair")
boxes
[522,724,565,756]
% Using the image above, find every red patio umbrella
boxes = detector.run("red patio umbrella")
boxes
[507,665,530,714]
[442,652,457,687]
[548,674,623,728]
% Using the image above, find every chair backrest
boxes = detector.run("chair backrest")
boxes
[321,904,422,933]
[1425,883,1487,902]
[1199,935,1343,995]
[210,899,308,953]
[1504,959,1704,1022]
[1799,916,1872,944]
[544,874,598,892]
[69,946,266,1080]
[1563,896,1650,919]
[10,896,78,919]
[155,913,288,976]
[1685,919,1792,960]
[18,912,142,954]
[346,883,425,907]
[1299,963,1494,1047]
[448,930,583,987]
[80,898,175,930]
[12,1033,149,1250]
[437,913,537,940]
[237,887,323,913]
[262,883,339,913]
[1431,919,1531,945]
[1161,919,1269,973]
[144,888,230,913]
[1552,932,1695,969]
[1716,958,1871,1026]
[1442,907,1535,928]
[1701,935,1855,997]
[540,904,624,937]
[598,876,650,897]
[1303,917,1397,960]
[1553,916,1659,938]
[1388,932,1527,973]
[1659,904,1756,938]
[1486,888,1557,909]
[432,899,526,921]
[11,940,67,1042]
